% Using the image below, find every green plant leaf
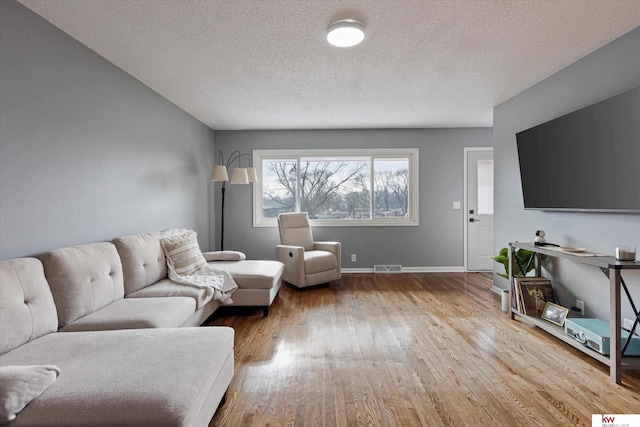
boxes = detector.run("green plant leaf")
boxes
[492,247,545,277]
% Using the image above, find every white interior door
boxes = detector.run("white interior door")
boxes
[465,148,494,271]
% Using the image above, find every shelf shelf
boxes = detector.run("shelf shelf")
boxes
[508,242,640,383]
[512,311,640,370]
[514,312,609,365]
[512,242,640,270]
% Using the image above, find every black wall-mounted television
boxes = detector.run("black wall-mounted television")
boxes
[516,86,640,213]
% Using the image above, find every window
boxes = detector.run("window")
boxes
[476,159,494,215]
[253,148,419,227]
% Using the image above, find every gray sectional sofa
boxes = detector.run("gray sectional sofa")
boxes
[0,230,284,426]
[113,232,284,318]
[0,257,235,426]
[41,241,199,332]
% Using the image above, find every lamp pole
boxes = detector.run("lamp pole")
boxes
[220,182,226,250]
[212,150,256,251]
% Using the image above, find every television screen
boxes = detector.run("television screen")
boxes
[516,86,640,213]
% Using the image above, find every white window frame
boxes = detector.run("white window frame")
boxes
[253,148,419,227]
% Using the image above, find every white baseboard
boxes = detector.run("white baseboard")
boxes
[403,266,465,273]
[340,268,374,273]
[341,266,465,274]
[490,285,506,295]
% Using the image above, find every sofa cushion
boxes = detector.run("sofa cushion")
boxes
[160,229,207,276]
[126,278,214,310]
[112,232,167,295]
[40,242,125,329]
[59,297,196,332]
[0,365,60,424]
[0,258,58,356]
[304,250,338,274]
[0,327,234,427]
[210,260,284,290]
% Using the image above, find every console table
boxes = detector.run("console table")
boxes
[508,242,640,384]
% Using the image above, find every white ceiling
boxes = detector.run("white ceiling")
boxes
[18,0,640,130]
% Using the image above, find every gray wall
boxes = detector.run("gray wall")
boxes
[214,128,492,268]
[494,26,640,321]
[0,0,216,260]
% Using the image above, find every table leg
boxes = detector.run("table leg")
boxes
[610,268,622,384]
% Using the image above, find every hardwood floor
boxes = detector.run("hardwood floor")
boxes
[207,273,640,426]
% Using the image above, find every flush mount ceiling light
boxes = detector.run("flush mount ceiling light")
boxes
[326,19,364,47]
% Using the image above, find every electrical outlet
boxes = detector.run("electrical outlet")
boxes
[624,318,635,331]
[351,253,357,263]
[576,300,585,317]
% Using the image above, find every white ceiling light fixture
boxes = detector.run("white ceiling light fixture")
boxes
[327,19,364,48]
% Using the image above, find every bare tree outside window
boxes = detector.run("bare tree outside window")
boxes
[374,159,409,218]
[254,149,418,226]
[263,159,369,219]
[262,160,296,218]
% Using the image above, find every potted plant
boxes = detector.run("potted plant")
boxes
[492,247,542,278]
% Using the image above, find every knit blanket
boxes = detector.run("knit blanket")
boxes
[167,264,238,305]
[160,229,238,305]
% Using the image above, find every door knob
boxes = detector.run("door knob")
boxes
[469,218,480,223]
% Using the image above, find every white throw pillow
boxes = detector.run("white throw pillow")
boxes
[160,229,207,275]
[0,365,60,424]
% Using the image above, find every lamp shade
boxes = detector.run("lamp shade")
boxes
[230,167,249,184]
[246,167,257,183]
[211,165,229,181]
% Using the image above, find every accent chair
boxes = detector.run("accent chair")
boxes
[276,212,341,288]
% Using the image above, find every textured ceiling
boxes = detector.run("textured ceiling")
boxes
[18,0,640,130]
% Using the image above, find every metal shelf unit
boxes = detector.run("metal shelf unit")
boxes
[508,242,640,384]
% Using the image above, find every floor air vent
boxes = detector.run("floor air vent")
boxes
[374,265,403,274]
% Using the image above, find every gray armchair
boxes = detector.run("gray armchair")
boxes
[276,212,341,288]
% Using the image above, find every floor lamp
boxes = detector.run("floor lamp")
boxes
[211,150,257,250]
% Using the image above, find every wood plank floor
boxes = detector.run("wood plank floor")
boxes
[206,273,640,426]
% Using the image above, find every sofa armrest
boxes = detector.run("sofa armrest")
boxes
[314,241,340,255]
[202,251,246,261]
[276,245,305,286]
[314,242,341,278]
